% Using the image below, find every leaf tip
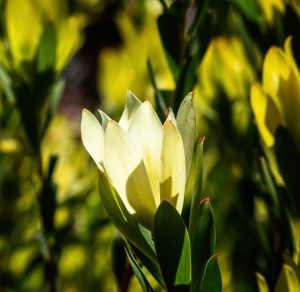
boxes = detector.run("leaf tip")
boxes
[199,136,206,143]
[200,197,210,204]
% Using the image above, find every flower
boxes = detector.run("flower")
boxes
[81,92,195,229]
[251,37,300,150]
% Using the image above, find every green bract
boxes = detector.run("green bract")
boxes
[81,91,195,230]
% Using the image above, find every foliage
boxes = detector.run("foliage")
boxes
[0,0,299,291]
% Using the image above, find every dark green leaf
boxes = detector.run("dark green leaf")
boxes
[131,244,165,287]
[15,83,40,153]
[98,172,157,262]
[36,25,56,73]
[260,156,279,209]
[154,201,191,290]
[190,198,215,292]
[0,65,15,103]
[231,0,263,25]
[200,254,222,292]
[125,245,154,292]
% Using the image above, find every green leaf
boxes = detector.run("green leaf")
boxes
[50,78,65,114]
[275,127,300,216]
[131,244,165,287]
[190,198,215,292]
[0,65,15,103]
[275,264,300,292]
[157,13,180,80]
[176,92,196,179]
[125,245,154,292]
[200,254,222,292]
[260,156,279,209]
[39,156,58,234]
[98,172,157,263]
[154,201,191,290]
[188,137,205,238]
[231,0,263,25]
[36,25,56,73]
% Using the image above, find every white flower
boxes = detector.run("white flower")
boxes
[81,92,195,229]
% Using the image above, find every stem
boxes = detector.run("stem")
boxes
[37,154,57,292]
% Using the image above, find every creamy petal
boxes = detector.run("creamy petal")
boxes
[128,101,163,206]
[166,108,177,125]
[98,109,111,131]
[160,120,186,213]
[81,109,105,171]
[119,91,142,130]
[105,121,157,229]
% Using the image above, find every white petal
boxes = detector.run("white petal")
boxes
[166,108,177,126]
[128,101,163,206]
[105,120,157,229]
[119,91,142,130]
[81,109,105,171]
[176,93,196,178]
[160,120,186,213]
[98,109,111,131]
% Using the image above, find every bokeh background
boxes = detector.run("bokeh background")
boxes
[0,0,299,291]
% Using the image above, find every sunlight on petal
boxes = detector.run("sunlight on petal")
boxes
[81,109,105,171]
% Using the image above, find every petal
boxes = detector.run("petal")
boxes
[263,46,290,110]
[105,121,157,229]
[166,108,177,125]
[6,0,42,63]
[98,109,111,131]
[81,109,105,171]
[160,120,186,214]
[128,101,163,206]
[119,91,142,130]
[250,84,282,147]
[176,93,196,178]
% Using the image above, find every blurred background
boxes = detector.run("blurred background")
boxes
[0,0,299,291]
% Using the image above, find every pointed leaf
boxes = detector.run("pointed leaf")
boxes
[200,254,222,292]
[190,198,215,292]
[36,25,56,73]
[125,245,154,292]
[131,243,165,287]
[98,172,157,263]
[154,201,191,290]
